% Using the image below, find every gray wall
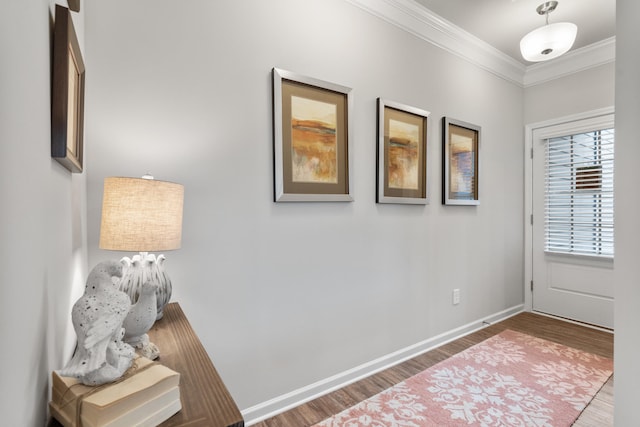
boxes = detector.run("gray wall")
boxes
[85,0,524,411]
[0,1,88,426]
[524,63,615,124]
[9,1,633,425]
[614,0,640,424]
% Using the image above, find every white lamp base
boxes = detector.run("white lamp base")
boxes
[119,252,173,320]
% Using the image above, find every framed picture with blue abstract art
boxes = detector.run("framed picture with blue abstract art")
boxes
[376,98,430,204]
[272,68,353,202]
[442,117,480,205]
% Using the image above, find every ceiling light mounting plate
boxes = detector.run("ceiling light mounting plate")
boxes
[536,1,558,15]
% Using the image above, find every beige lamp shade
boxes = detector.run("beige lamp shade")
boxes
[99,177,184,252]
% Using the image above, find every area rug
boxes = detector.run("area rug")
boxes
[313,330,612,427]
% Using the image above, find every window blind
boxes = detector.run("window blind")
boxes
[545,128,614,258]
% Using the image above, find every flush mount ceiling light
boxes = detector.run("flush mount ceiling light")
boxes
[520,1,577,62]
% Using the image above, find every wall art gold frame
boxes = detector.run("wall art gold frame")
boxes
[376,98,430,204]
[442,117,480,205]
[272,68,353,202]
[51,5,85,173]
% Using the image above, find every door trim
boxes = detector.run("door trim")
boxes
[523,106,615,313]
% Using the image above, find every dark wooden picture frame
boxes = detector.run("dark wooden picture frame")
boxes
[67,0,80,12]
[272,68,353,202]
[442,117,480,205]
[376,98,430,204]
[51,5,85,173]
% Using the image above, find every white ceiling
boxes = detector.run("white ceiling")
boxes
[412,0,616,65]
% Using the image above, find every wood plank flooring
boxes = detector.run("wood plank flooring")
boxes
[252,312,614,427]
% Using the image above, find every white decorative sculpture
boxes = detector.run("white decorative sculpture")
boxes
[59,260,135,386]
[123,280,160,360]
[118,255,147,307]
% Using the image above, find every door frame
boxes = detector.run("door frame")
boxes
[523,106,615,313]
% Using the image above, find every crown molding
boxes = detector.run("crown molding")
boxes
[345,0,526,86]
[346,0,616,88]
[523,37,616,87]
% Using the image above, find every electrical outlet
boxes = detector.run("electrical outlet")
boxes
[452,289,461,305]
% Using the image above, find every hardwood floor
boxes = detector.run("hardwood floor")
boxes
[252,312,614,427]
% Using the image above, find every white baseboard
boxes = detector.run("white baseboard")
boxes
[242,304,525,425]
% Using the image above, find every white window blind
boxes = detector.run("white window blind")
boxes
[545,128,614,258]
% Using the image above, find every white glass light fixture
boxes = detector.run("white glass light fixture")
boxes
[520,1,577,62]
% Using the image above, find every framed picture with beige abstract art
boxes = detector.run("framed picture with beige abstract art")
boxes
[376,98,430,204]
[272,68,353,202]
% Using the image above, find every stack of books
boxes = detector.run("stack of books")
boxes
[49,357,181,427]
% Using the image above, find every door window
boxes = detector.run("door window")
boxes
[544,128,614,258]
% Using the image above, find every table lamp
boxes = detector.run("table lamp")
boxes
[99,175,184,328]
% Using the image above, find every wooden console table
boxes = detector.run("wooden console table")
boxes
[49,302,244,427]
[148,302,244,427]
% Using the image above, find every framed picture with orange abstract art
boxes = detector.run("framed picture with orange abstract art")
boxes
[272,68,353,202]
[376,99,430,204]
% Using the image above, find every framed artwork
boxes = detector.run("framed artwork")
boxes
[51,5,85,173]
[376,98,430,204]
[442,117,480,205]
[272,68,353,202]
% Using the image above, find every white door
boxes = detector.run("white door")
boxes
[531,113,614,329]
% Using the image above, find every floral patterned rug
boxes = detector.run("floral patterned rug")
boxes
[313,330,612,427]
